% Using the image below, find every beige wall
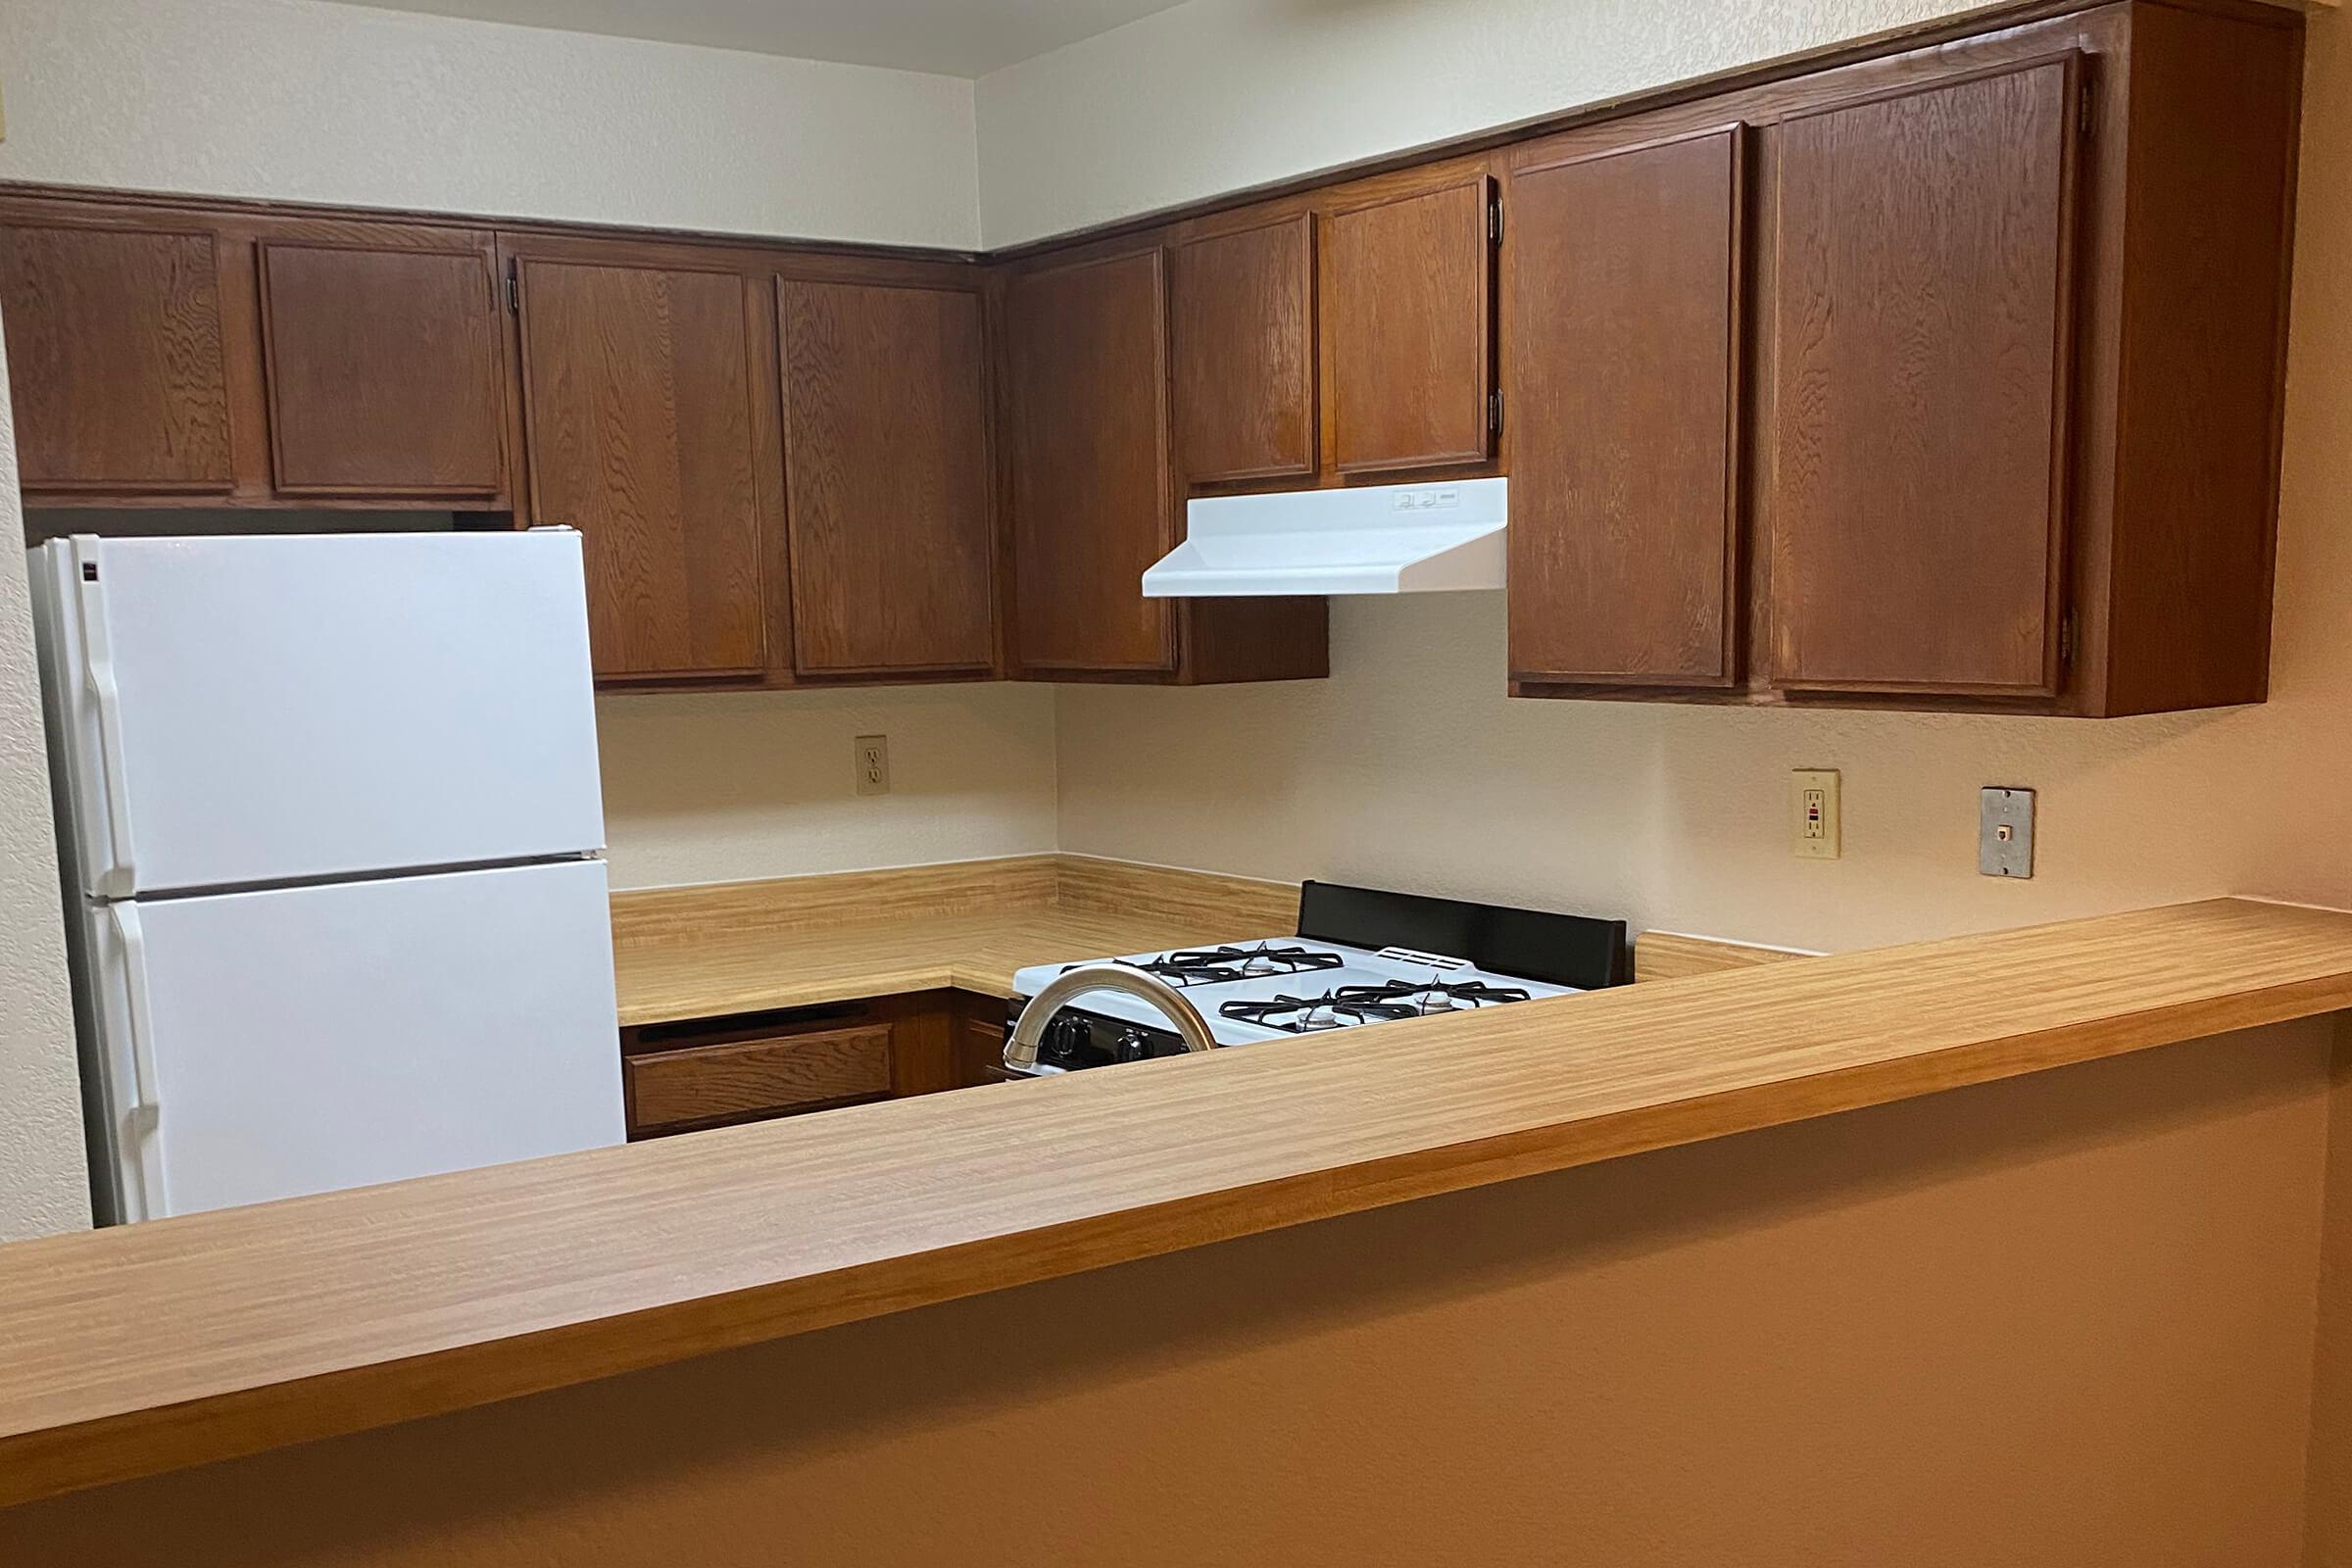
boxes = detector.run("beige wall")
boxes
[0,0,980,247]
[1,1019,2333,1565]
[597,685,1058,890]
[1044,4,2352,954]
[0,319,89,1241]
[974,0,1986,244]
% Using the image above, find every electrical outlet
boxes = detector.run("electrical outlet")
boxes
[854,734,890,797]
[1980,787,2035,877]
[1791,769,1840,859]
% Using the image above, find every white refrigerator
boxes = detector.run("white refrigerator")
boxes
[28,529,626,1224]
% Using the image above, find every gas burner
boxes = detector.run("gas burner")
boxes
[1072,943,1347,989]
[1219,978,1538,1035]
[1219,990,1409,1032]
[1378,979,1537,1014]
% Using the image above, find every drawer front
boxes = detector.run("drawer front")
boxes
[626,1024,892,1133]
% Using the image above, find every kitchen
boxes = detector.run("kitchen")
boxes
[0,0,2349,1561]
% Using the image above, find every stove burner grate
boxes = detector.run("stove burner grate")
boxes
[1220,978,1538,1034]
[1067,943,1348,988]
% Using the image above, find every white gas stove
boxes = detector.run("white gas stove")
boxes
[1004,881,1629,1073]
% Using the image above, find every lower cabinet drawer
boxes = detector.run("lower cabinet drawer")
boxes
[625,1024,893,1133]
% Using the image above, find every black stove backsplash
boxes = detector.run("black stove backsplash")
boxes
[1294,882,1630,991]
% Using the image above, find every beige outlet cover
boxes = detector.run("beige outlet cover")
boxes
[1791,769,1841,860]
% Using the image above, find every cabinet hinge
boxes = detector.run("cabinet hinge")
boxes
[2058,609,2078,670]
[2078,81,2095,140]
[1488,192,1503,247]
[1488,388,1504,438]
[505,260,520,316]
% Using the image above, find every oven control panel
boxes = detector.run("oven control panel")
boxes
[1003,998,1187,1074]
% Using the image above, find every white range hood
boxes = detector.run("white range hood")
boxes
[1141,476,1507,597]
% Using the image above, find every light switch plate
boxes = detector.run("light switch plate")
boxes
[1791,769,1840,859]
[1980,787,2035,877]
[854,734,890,797]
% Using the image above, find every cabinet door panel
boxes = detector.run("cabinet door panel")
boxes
[952,1003,1008,1090]
[1509,127,1743,687]
[1327,175,1492,474]
[1769,58,2081,695]
[778,278,994,675]
[1170,214,1316,483]
[1004,249,1176,673]
[517,259,766,680]
[260,243,507,498]
[0,223,233,494]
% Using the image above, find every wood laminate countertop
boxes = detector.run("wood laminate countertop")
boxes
[614,907,1257,1024]
[5,897,2350,1509]
[607,854,1304,1026]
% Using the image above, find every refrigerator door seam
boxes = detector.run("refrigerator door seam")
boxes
[123,849,605,904]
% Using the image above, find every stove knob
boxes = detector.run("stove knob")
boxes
[1112,1028,1152,1064]
[1039,1013,1088,1068]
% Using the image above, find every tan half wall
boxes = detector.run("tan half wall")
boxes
[2310,1020,2352,1568]
[1,1015,2336,1566]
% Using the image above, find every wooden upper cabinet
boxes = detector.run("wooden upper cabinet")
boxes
[1169,214,1316,484]
[515,256,767,680]
[1002,247,1176,674]
[0,4,2290,713]
[1768,57,2082,696]
[0,221,234,495]
[258,242,507,500]
[1325,172,1494,475]
[1507,126,1744,688]
[777,277,994,676]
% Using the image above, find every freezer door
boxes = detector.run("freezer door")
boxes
[33,531,605,897]
[81,860,623,1221]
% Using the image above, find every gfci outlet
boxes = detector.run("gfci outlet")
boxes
[1791,769,1840,859]
[854,734,890,797]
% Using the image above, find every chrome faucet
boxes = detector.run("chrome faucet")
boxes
[1003,962,1218,1071]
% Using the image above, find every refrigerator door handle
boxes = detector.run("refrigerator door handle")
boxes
[75,545,138,894]
[108,903,168,1215]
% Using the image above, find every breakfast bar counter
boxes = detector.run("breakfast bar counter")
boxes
[3,895,2351,1516]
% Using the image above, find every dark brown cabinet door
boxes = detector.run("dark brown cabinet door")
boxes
[1003,247,1176,674]
[1508,127,1744,688]
[1169,214,1315,484]
[258,242,507,499]
[950,1001,1007,1090]
[0,222,233,494]
[1768,57,2082,696]
[516,257,767,679]
[1326,173,1494,474]
[777,278,994,676]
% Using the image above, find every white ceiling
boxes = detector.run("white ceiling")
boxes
[325,0,1193,76]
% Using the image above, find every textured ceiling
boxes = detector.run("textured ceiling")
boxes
[323,0,1192,75]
